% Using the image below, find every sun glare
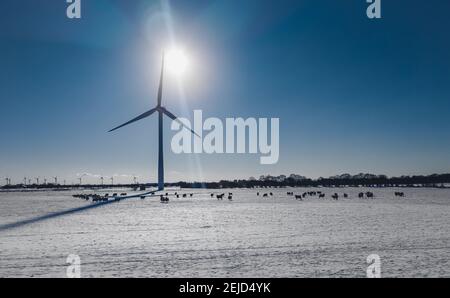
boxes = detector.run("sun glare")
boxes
[165,48,189,76]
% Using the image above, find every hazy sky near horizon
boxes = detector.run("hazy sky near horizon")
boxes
[1,0,450,184]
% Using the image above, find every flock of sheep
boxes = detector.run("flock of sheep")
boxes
[212,192,234,200]
[259,190,406,200]
[72,193,127,202]
[72,189,406,204]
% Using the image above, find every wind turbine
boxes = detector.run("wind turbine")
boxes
[109,52,199,191]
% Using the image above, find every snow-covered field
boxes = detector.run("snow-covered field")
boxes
[0,187,449,277]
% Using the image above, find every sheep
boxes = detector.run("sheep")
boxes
[366,192,374,198]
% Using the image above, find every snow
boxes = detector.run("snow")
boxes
[0,187,449,277]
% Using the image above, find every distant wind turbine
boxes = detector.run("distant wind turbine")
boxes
[78,173,87,185]
[109,53,199,191]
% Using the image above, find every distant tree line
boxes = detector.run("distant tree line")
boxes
[173,173,450,189]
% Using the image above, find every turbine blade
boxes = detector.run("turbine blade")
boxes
[161,108,200,137]
[157,54,165,107]
[109,108,157,132]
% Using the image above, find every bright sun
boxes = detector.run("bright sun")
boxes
[165,49,189,76]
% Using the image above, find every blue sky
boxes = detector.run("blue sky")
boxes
[1,0,450,184]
